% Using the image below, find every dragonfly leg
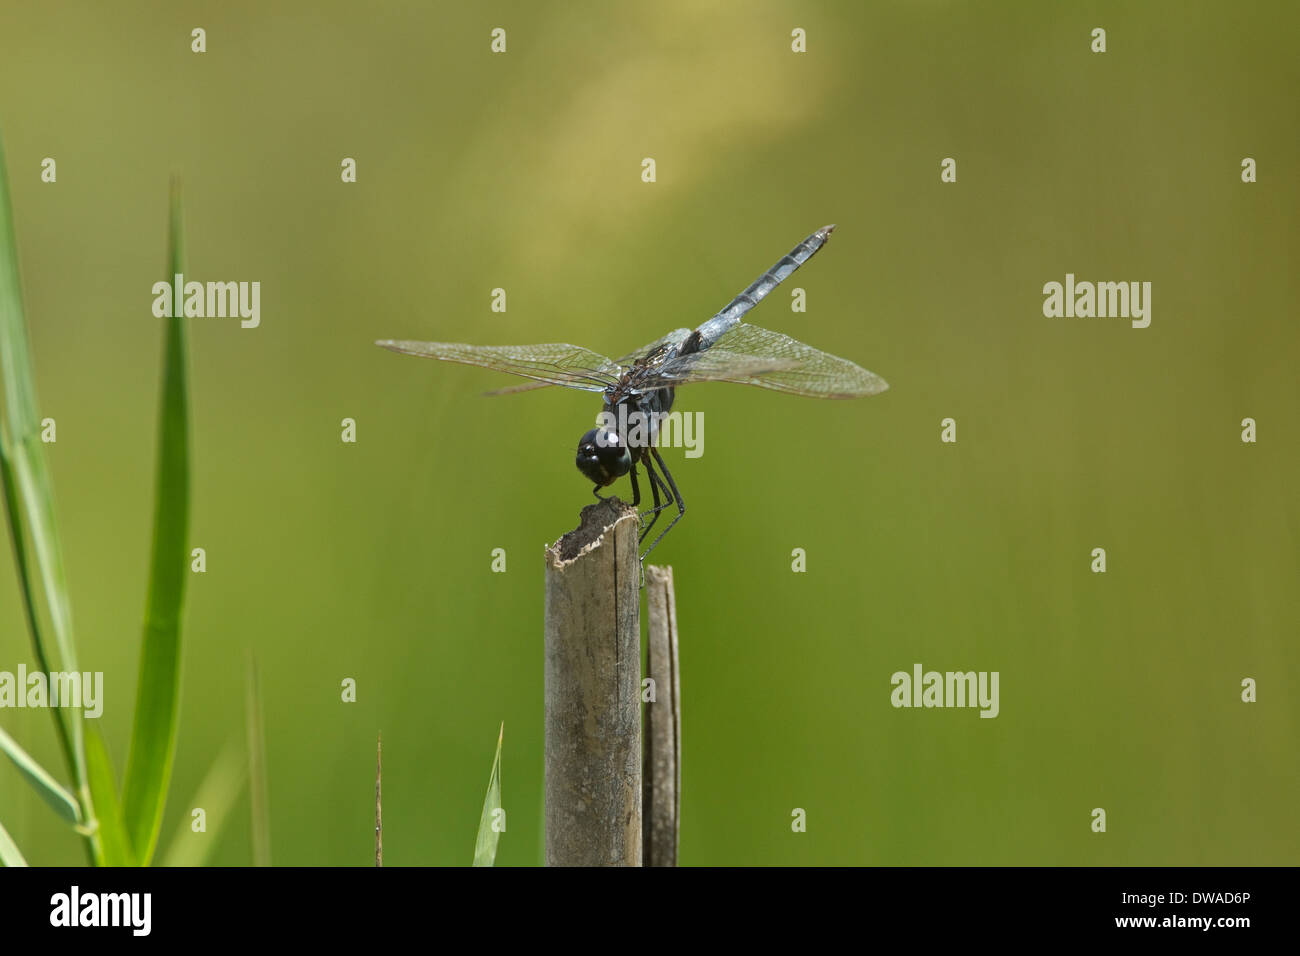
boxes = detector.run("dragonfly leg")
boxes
[639,447,685,562]
[627,463,641,508]
[638,454,670,543]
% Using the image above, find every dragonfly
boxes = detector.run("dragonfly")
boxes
[376,224,888,561]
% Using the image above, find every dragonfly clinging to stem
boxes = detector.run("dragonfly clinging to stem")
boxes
[377,224,889,562]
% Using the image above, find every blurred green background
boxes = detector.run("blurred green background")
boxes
[0,0,1296,865]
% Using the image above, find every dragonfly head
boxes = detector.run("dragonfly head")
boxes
[576,427,631,487]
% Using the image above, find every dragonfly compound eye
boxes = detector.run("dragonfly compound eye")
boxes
[576,427,630,485]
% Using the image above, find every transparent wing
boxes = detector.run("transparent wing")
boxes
[614,328,692,367]
[644,323,889,399]
[481,380,556,397]
[376,340,623,393]
[485,329,695,396]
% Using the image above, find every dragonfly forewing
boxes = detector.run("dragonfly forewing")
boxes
[375,339,623,392]
[650,322,888,398]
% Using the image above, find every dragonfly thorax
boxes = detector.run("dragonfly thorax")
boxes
[575,390,675,487]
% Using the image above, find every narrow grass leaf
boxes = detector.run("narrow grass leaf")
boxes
[84,727,136,866]
[0,129,94,861]
[0,817,27,866]
[472,722,504,867]
[121,179,191,866]
[246,652,271,867]
[159,739,246,868]
[0,724,79,824]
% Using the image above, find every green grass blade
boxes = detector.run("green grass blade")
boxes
[472,723,504,867]
[0,132,40,456]
[0,817,27,866]
[0,724,79,824]
[246,652,271,867]
[0,127,94,862]
[84,726,136,866]
[159,739,246,867]
[120,179,191,866]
